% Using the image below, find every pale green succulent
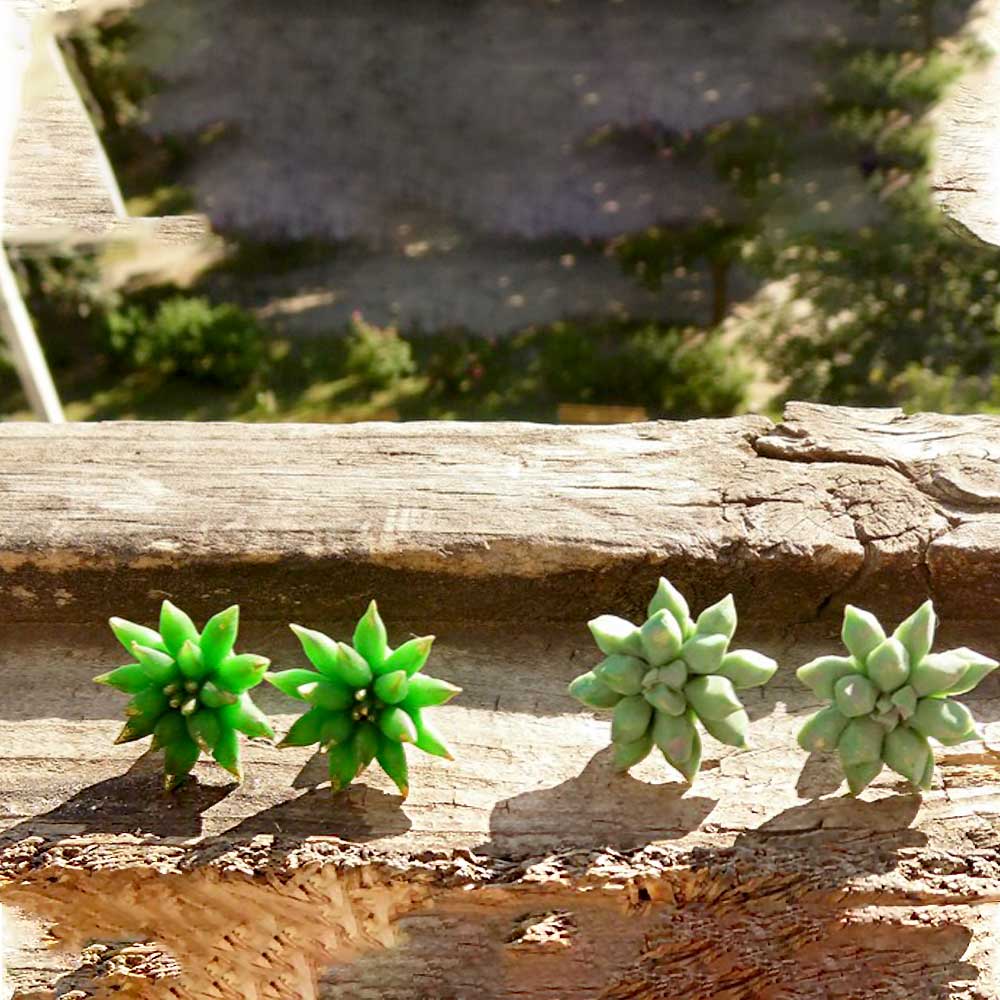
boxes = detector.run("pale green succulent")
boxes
[568,577,778,781]
[797,601,997,794]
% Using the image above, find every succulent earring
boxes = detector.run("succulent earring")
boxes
[796,601,997,794]
[95,602,274,790]
[266,601,461,798]
[567,577,778,781]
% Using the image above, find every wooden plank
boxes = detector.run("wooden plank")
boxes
[0,409,997,996]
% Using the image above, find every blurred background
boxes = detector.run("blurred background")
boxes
[3,0,999,423]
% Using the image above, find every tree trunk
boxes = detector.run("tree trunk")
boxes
[0,405,998,998]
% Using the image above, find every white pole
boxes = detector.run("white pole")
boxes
[0,5,65,423]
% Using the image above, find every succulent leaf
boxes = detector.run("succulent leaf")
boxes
[163,735,201,792]
[409,705,455,759]
[376,735,410,797]
[910,698,979,745]
[717,649,778,689]
[939,648,999,696]
[159,601,200,656]
[841,605,885,662]
[838,717,885,766]
[892,601,936,665]
[212,726,243,781]
[865,638,910,693]
[200,606,240,667]
[588,615,644,657]
[354,723,380,769]
[328,739,362,792]
[643,683,686,716]
[109,617,167,656]
[695,594,737,641]
[647,577,692,632]
[639,609,683,666]
[883,726,931,786]
[186,709,222,753]
[658,661,688,689]
[673,727,703,783]
[844,759,884,795]
[401,673,462,709]
[94,664,154,694]
[796,655,859,700]
[217,653,270,693]
[378,706,418,744]
[374,670,410,704]
[700,708,750,748]
[568,671,622,709]
[177,639,209,681]
[910,650,970,697]
[797,705,849,752]
[611,695,653,744]
[380,636,435,677]
[681,633,729,675]
[279,706,329,747]
[289,624,343,678]
[684,675,741,720]
[595,654,647,696]
[612,732,653,772]
[199,680,239,708]
[335,643,376,688]
[298,679,355,711]
[833,674,878,718]
[266,668,323,700]
[353,601,389,669]
[220,693,275,741]
[652,710,695,762]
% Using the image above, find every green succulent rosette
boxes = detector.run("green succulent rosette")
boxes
[267,601,461,798]
[568,577,778,781]
[796,601,997,794]
[95,601,274,790]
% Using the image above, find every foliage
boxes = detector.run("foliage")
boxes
[343,313,416,390]
[797,602,996,793]
[568,577,777,782]
[95,601,274,790]
[101,295,268,387]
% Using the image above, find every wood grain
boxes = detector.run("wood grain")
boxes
[0,407,999,997]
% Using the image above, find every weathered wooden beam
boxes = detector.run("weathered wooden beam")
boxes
[0,408,998,998]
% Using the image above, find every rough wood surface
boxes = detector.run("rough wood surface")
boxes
[1,406,1000,998]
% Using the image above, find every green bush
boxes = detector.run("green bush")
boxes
[343,313,416,389]
[101,296,267,386]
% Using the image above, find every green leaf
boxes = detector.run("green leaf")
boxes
[890,684,917,719]
[612,732,653,772]
[353,600,388,670]
[335,643,375,688]
[647,577,692,633]
[109,617,167,656]
[177,639,210,681]
[910,698,979,745]
[695,594,736,641]
[841,606,885,662]
[373,670,410,705]
[319,711,355,751]
[376,735,410,797]
[595,654,647,696]
[298,679,355,711]
[865,637,910,693]
[212,726,243,781]
[588,615,644,657]
[94,664,153,694]
[159,600,200,656]
[288,623,342,677]
[278,706,328,748]
[643,683,686,716]
[199,606,240,667]
[328,739,362,792]
[844,759,883,795]
[126,686,169,722]
[219,693,274,741]
[939,648,999,696]
[611,695,653,744]
[797,705,849,752]
[186,709,222,753]
[265,668,321,700]
[684,675,742,720]
[658,661,688,689]
[378,706,418,744]
[651,710,696,762]
[681,633,729,675]
[151,711,186,751]
[700,708,750,748]
[401,673,462,709]
[666,725,702,783]
[892,600,936,665]
[833,673,878,718]
[883,726,931,786]
[910,650,971,697]
[838,717,884,767]
[409,705,454,760]
[354,723,379,769]
[216,653,270,693]
[163,734,201,792]
[717,649,777,689]
[132,643,179,685]
[199,681,238,709]
[380,636,434,677]
[639,609,683,666]
[796,655,859,700]
[567,671,622,709]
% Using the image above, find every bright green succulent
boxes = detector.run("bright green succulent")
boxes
[95,601,274,790]
[797,601,997,794]
[568,578,778,781]
[266,601,461,798]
